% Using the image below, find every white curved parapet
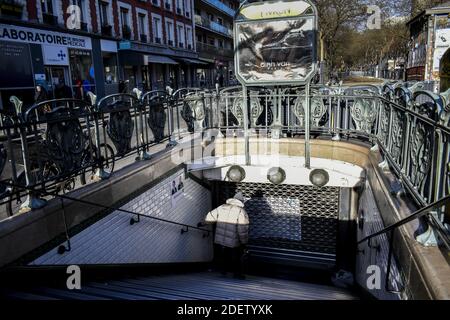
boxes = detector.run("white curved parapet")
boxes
[187,155,365,188]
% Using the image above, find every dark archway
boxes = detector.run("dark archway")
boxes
[439,48,450,92]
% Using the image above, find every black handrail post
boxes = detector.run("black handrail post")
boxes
[93,103,110,180]
[9,96,46,213]
[57,197,72,255]
[136,92,151,160]
[166,87,178,148]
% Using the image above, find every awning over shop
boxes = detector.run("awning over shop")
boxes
[119,51,146,66]
[198,58,215,64]
[175,57,209,65]
[144,54,178,65]
[119,51,178,66]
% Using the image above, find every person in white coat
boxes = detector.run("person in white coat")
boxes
[204,192,249,278]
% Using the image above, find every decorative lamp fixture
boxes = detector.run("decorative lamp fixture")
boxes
[227,165,246,182]
[267,167,286,185]
[309,169,329,187]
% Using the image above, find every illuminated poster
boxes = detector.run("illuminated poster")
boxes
[0,40,33,89]
[236,17,315,84]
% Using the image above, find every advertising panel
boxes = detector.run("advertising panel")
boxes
[0,40,33,89]
[236,18,315,84]
[234,0,317,85]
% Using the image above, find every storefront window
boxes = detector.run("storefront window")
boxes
[102,52,118,84]
[69,49,95,99]
[141,66,150,91]
[180,68,186,87]
[124,66,137,89]
[154,64,165,90]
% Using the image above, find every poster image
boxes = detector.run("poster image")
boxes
[236,18,315,84]
[0,41,33,89]
[170,174,185,207]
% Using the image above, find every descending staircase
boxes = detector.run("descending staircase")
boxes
[1,271,359,300]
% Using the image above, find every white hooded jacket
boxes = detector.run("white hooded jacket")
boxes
[205,198,249,248]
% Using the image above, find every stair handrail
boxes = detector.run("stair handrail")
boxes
[357,194,450,294]
[357,194,450,245]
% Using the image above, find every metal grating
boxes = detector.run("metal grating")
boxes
[218,182,340,255]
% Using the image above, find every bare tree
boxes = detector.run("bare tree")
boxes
[315,0,365,73]
[412,0,449,15]
[315,0,412,75]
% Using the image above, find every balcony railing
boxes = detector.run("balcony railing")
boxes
[196,41,233,57]
[122,25,132,39]
[202,0,235,17]
[101,24,112,36]
[42,13,58,26]
[0,0,24,19]
[80,22,88,32]
[195,15,232,37]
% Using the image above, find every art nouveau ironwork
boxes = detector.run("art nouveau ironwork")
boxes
[0,82,449,244]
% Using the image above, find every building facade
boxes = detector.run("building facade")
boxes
[0,0,200,111]
[194,0,239,88]
[406,1,450,92]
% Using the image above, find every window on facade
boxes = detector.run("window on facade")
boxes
[153,16,163,43]
[186,27,193,49]
[177,24,185,48]
[138,13,148,42]
[120,8,129,26]
[218,39,223,48]
[184,0,191,16]
[99,1,109,26]
[41,0,54,14]
[166,20,174,46]
[120,8,131,39]
[138,14,146,35]
[176,0,183,14]
[217,17,223,25]
[164,0,172,11]
[72,0,86,22]
[208,38,215,46]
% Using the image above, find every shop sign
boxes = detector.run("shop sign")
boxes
[101,39,118,53]
[235,0,317,85]
[0,23,92,49]
[43,45,69,66]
